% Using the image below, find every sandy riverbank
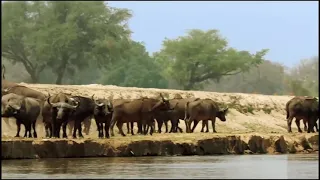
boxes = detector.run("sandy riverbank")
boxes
[2,83,318,160]
[2,133,318,159]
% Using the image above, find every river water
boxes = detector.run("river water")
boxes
[2,154,319,179]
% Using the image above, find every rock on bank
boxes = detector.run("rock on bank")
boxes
[2,133,318,160]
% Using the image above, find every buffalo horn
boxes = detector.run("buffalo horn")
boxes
[160,93,165,101]
[47,93,53,106]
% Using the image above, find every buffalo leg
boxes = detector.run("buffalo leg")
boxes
[185,119,191,133]
[130,121,135,135]
[148,119,154,136]
[205,121,209,132]
[83,118,91,135]
[105,121,110,139]
[191,120,199,133]
[158,120,163,133]
[27,124,32,138]
[287,116,294,133]
[211,117,217,133]
[110,115,119,137]
[23,124,28,138]
[127,122,130,134]
[68,121,74,137]
[137,122,143,134]
[100,123,105,137]
[15,120,21,137]
[307,116,316,133]
[32,122,37,138]
[165,121,168,133]
[62,122,68,138]
[99,123,104,138]
[201,121,206,132]
[56,123,62,138]
[302,119,308,132]
[78,120,84,138]
[116,121,126,136]
[44,123,50,138]
[295,119,303,133]
[95,120,102,138]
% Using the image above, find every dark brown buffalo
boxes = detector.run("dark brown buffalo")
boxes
[42,93,79,138]
[286,96,318,133]
[184,98,229,133]
[165,97,201,133]
[110,94,172,136]
[153,111,171,133]
[92,96,114,138]
[2,85,46,100]
[1,93,41,138]
[66,95,95,138]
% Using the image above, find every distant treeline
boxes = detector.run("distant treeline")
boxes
[2,1,318,97]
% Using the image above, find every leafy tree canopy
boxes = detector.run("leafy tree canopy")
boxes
[2,1,132,84]
[154,29,269,90]
[100,41,168,88]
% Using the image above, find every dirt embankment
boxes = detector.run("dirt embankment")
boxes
[2,83,318,160]
[2,134,318,159]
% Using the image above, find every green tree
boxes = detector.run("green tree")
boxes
[100,41,168,88]
[154,29,269,90]
[2,1,132,84]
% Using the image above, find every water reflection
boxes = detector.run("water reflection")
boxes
[2,154,319,179]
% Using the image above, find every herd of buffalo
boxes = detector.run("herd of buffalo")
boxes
[1,65,319,139]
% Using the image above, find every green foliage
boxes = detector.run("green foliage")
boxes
[1,2,317,94]
[99,41,168,88]
[2,1,132,84]
[155,29,269,90]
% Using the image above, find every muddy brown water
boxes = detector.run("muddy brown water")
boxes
[1,154,319,179]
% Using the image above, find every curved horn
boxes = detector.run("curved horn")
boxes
[91,94,95,101]
[9,104,21,111]
[47,94,53,106]
[160,93,165,101]
[73,100,80,109]
[3,88,10,92]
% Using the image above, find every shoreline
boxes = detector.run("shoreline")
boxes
[2,133,318,160]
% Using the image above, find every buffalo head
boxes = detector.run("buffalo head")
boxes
[150,93,173,112]
[47,94,80,121]
[216,107,229,122]
[1,93,24,117]
[92,94,113,116]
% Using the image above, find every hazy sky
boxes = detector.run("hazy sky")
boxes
[108,1,318,68]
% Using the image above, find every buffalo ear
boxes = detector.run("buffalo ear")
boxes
[223,108,229,114]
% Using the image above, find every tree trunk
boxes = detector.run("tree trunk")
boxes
[55,65,67,85]
[183,81,194,90]
[30,73,38,83]
[55,57,68,85]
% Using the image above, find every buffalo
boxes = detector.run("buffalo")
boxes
[66,95,95,138]
[92,95,114,138]
[2,85,46,100]
[1,93,41,138]
[285,96,318,133]
[165,97,201,133]
[184,98,229,133]
[110,94,172,136]
[42,93,79,138]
